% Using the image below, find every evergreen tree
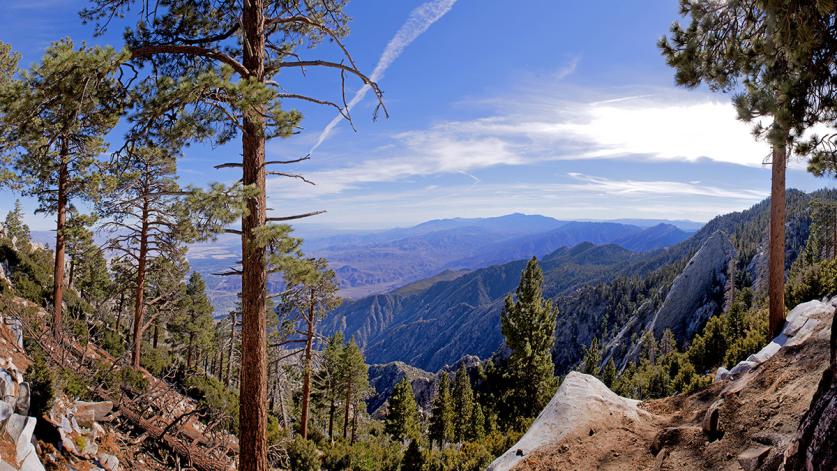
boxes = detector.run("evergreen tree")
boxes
[602,359,617,388]
[100,144,194,368]
[385,377,420,443]
[500,257,559,420]
[2,200,29,248]
[172,272,216,370]
[429,372,454,449]
[659,329,677,358]
[80,3,384,466]
[0,40,125,337]
[469,402,486,441]
[581,337,602,377]
[401,439,425,471]
[313,332,345,443]
[660,1,837,338]
[279,257,340,439]
[452,364,474,443]
[340,337,370,443]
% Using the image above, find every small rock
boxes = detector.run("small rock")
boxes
[715,367,730,382]
[97,452,119,471]
[737,445,771,471]
[15,382,30,416]
[75,401,113,422]
[515,449,524,457]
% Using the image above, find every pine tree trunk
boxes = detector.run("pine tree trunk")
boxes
[238,2,269,467]
[300,293,316,439]
[187,331,195,369]
[152,320,159,349]
[328,396,336,443]
[225,312,236,387]
[68,257,75,290]
[343,382,352,440]
[52,149,69,338]
[769,143,787,338]
[131,196,150,369]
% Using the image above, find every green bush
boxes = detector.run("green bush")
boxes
[287,437,320,471]
[184,374,239,434]
[140,344,173,377]
[25,352,55,418]
[786,257,837,308]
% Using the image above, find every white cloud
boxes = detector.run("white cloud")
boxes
[565,173,768,200]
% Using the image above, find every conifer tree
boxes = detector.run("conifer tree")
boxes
[401,440,425,471]
[500,257,559,419]
[429,372,454,449]
[385,377,420,443]
[341,338,369,443]
[469,402,485,441]
[2,200,29,248]
[660,1,837,338]
[279,257,340,439]
[313,332,345,443]
[602,359,618,388]
[453,364,474,443]
[174,272,215,369]
[79,3,384,466]
[0,40,125,337]
[581,337,602,377]
[100,145,192,368]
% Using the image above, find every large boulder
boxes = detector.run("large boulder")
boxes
[487,372,652,471]
[783,303,837,470]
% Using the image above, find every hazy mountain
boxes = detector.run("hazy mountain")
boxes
[321,190,819,373]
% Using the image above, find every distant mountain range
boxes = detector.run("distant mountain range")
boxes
[30,214,697,315]
[184,214,694,313]
[320,190,823,373]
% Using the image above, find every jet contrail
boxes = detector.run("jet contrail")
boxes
[309,0,458,153]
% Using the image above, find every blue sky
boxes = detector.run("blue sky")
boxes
[1,0,832,231]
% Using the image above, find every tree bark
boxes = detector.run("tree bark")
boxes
[238,2,269,467]
[187,331,195,369]
[52,147,69,338]
[328,396,336,443]
[300,291,315,439]
[131,195,150,369]
[343,381,352,440]
[225,311,236,387]
[769,143,787,338]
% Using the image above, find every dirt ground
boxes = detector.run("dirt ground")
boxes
[514,311,831,471]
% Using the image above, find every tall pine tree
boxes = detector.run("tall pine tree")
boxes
[385,377,420,443]
[660,1,837,338]
[452,364,474,443]
[0,40,125,337]
[79,3,384,466]
[429,371,454,449]
[500,257,558,420]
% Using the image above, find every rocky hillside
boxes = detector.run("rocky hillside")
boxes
[488,297,835,470]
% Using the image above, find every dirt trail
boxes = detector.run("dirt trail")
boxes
[511,304,832,471]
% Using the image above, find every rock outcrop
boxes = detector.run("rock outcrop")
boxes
[487,372,653,471]
[491,296,834,470]
[366,361,436,417]
[783,301,837,470]
[647,230,733,345]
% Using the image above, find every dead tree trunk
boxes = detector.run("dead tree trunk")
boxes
[299,290,315,439]
[225,311,237,388]
[131,195,150,369]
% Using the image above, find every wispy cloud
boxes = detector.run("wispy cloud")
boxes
[309,0,458,153]
[565,173,768,200]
